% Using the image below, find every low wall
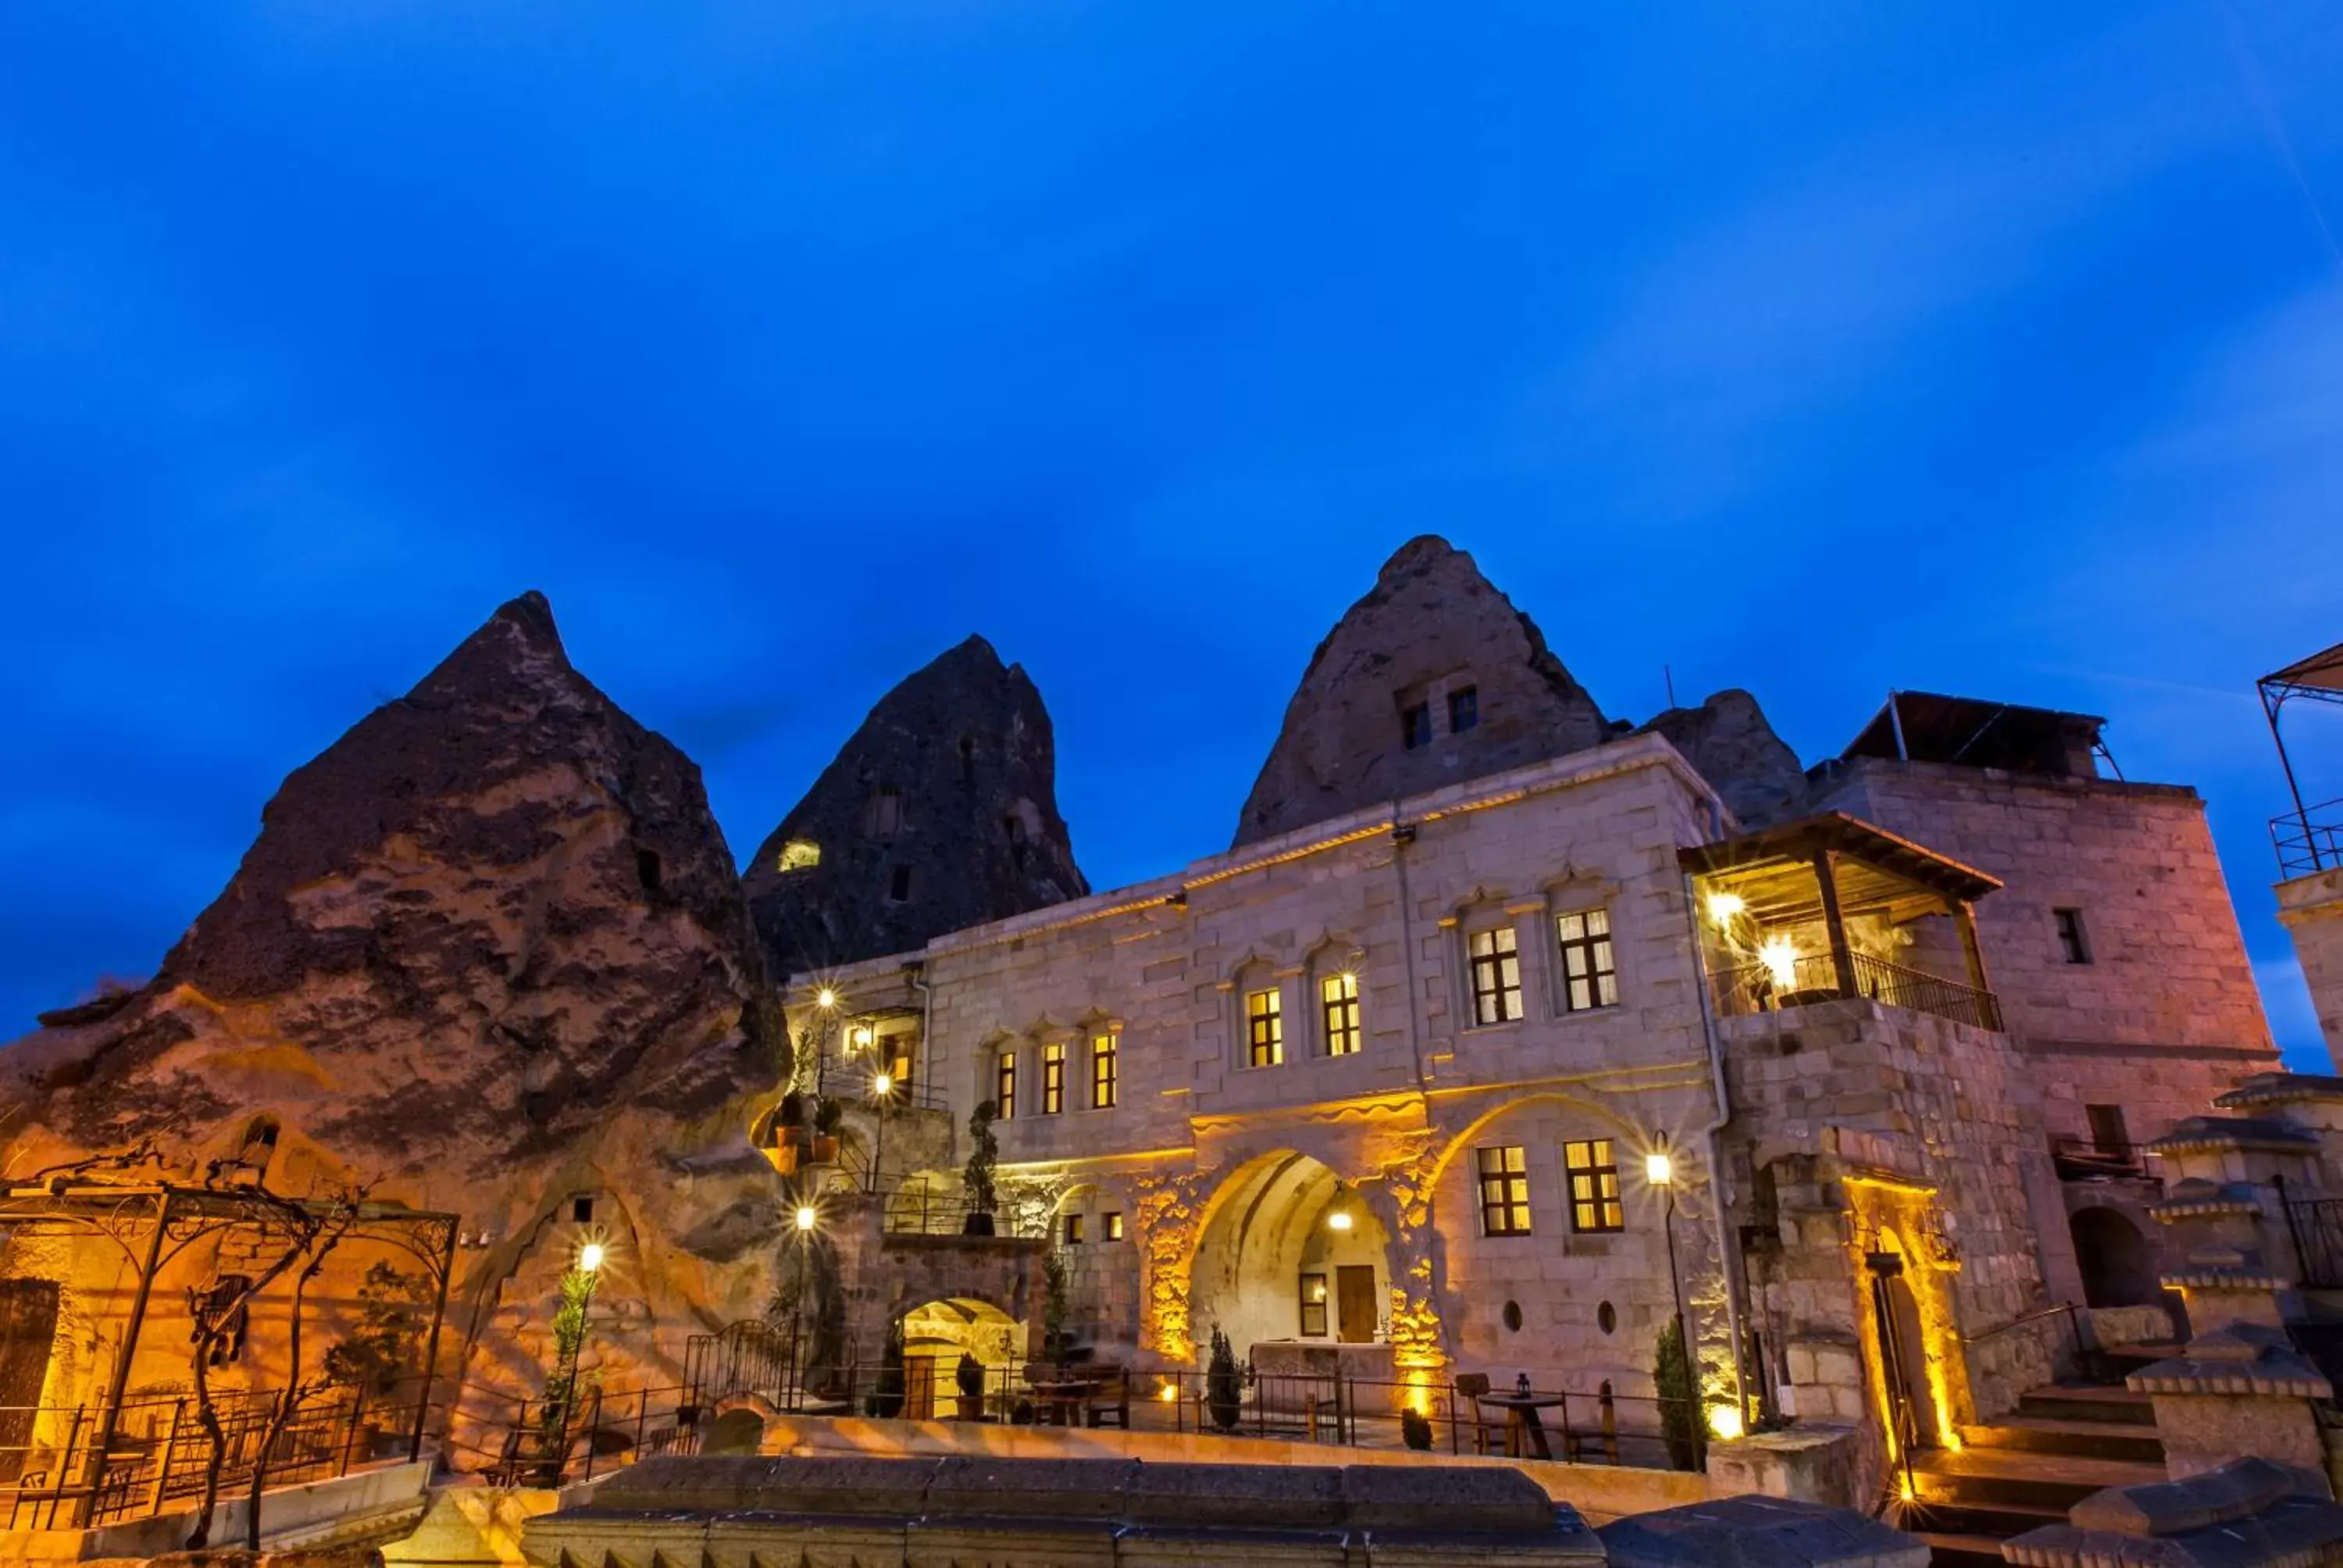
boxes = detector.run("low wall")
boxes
[749,1412,1708,1523]
[0,1460,431,1565]
[380,1480,565,1568]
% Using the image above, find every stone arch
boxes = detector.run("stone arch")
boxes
[897,1294,1026,1419]
[2070,1206,2159,1309]
[704,1406,767,1455]
[1191,1150,1393,1360]
[1421,1089,1662,1196]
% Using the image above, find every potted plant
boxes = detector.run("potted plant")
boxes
[1400,1406,1434,1450]
[809,1097,843,1165]
[1205,1327,1243,1433]
[961,1101,999,1236]
[955,1353,986,1420]
[776,1092,808,1146]
[867,1320,907,1419]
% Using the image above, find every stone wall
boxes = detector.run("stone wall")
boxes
[2277,865,2343,1071]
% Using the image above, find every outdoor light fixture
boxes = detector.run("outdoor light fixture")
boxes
[1327,1210,1353,1232]
[1707,1405,1745,1441]
[873,1072,893,1096]
[1646,1149,1674,1186]
[795,1204,818,1233]
[1157,1384,1179,1403]
[816,988,837,1010]
[1704,891,1746,926]
[1756,935,1800,992]
[577,1242,605,1274]
[850,1026,873,1050]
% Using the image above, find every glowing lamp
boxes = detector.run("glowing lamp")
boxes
[873,1073,893,1098]
[1157,1384,1179,1403]
[850,1026,873,1049]
[577,1242,605,1274]
[1646,1150,1674,1187]
[1706,1404,1744,1441]
[795,1204,818,1233]
[1756,935,1800,992]
[1327,1210,1353,1232]
[1704,891,1746,926]
[815,988,838,1010]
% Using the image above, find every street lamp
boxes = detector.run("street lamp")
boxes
[789,1201,818,1412]
[1648,1139,1695,1457]
[870,1071,895,1193]
[550,1238,605,1456]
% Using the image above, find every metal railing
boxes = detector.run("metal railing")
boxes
[2050,1136,2147,1181]
[876,1177,1045,1239]
[1709,952,2001,1032]
[463,1360,1703,1486]
[2284,1191,2343,1288]
[2,1379,435,1531]
[2274,800,2343,878]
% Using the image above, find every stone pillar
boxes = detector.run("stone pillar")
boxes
[2127,1325,2334,1488]
[2277,866,2343,1073]
[2003,1455,2343,1566]
[2142,1116,2322,1331]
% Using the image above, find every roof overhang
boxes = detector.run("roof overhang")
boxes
[1678,811,2002,926]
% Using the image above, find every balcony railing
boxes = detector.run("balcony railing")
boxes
[2273,800,2343,878]
[2050,1136,2146,1181]
[1710,950,2002,1033]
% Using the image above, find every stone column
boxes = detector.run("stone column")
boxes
[2277,866,2343,1073]
[2127,1324,2334,1487]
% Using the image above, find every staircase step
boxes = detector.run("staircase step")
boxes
[1957,1416,2164,1463]
[1903,1495,2067,1541]
[2014,1383,2156,1425]
[1915,1447,2166,1512]
[1917,1529,2020,1566]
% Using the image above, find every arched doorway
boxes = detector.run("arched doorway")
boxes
[2070,1206,2159,1309]
[1192,1153,1390,1360]
[899,1296,1025,1419]
[1864,1230,1942,1460]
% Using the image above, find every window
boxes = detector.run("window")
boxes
[1246,987,1284,1067]
[863,786,904,838]
[2054,907,2092,964]
[1468,926,1523,1025]
[1299,1273,1330,1337]
[1400,702,1432,750]
[2086,1103,2131,1157]
[1448,686,1478,734]
[636,849,663,894]
[572,1196,594,1224]
[995,1049,1017,1119]
[1477,1146,1532,1236]
[1564,1140,1624,1233]
[1555,909,1618,1013]
[888,865,913,903]
[1321,971,1361,1056]
[1091,1033,1118,1109]
[1041,1042,1066,1114]
[1104,1211,1124,1242]
[1063,1213,1085,1245]
[778,839,821,872]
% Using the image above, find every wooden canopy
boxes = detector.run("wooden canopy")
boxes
[1678,812,2002,927]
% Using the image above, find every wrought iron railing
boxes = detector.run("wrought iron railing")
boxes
[2284,1191,2343,1288]
[2274,800,2343,879]
[1710,952,2002,1032]
[2050,1135,2146,1181]
[876,1177,1046,1239]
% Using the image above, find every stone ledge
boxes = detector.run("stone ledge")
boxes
[2144,1117,2320,1156]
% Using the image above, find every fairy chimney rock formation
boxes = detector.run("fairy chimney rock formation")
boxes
[2,591,788,1381]
[1234,536,1611,846]
[743,634,1088,981]
[1636,688,1809,829]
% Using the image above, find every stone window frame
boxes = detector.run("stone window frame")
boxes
[1089,1028,1119,1110]
[1475,1145,1533,1237]
[1219,955,1300,1071]
[1039,1039,1068,1115]
[1537,874,1627,1022]
[1302,936,1368,1059]
[990,1039,1019,1120]
[1444,893,1539,1032]
[1563,1138,1625,1234]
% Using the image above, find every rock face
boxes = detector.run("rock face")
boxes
[1233,536,1610,846]
[1637,689,1810,829]
[2,593,789,1399]
[743,635,1087,980]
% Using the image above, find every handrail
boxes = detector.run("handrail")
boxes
[2273,799,2343,878]
[1966,1299,2080,1345]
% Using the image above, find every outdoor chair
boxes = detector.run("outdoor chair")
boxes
[1453,1374,1503,1455]
[1083,1369,1130,1429]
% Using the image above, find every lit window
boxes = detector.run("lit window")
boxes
[1063,1212,1085,1245]
[1555,909,1618,1013]
[995,1049,1017,1120]
[1400,703,1432,750]
[1469,926,1523,1025]
[1104,1211,1124,1242]
[1448,686,1478,734]
[1477,1146,1532,1237]
[1565,1140,1624,1233]
[2054,907,2092,965]
[1091,1033,1118,1109]
[1246,988,1284,1067]
[1321,972,1361,1056]
[1299,1272,1329,1337]
[884,1034,915,1096]
[778,839,822,872]
[1041,1042,1065,1114]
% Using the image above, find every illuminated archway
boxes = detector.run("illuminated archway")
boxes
[898,1295,1025,1420]
[1190,1152,1390,1360]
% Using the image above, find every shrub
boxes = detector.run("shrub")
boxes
[1400,1406,1434,1451]
[1206,1327,1243,1433]
[1654,1316,1701,1471]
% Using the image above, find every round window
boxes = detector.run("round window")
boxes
[1597,1300,1617,1335]
[1502,1300,1523,1333]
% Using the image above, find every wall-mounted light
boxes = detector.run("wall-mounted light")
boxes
[1327,1210,1353,1233]
[795,1204,818,1234]
[1756,935,1800,992]
[850,1026,873,1050]
[1705,891,1746,927]
[815,988,838,1010]
[873,1073,894,1098]
[577,1242,605,1274]
[1706,1404,1745,1441]
[1646,1149,1674,1187]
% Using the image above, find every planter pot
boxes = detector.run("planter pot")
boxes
[779,1125,810,1147]
[771,1145,800,1175]
[962,1211,996,1237]
[808,1135,840,1164]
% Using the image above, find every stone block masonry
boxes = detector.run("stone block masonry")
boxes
[2277,865,2343,1072]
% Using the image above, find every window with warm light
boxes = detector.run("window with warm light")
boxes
[1041,1041,1066,1114]
[1476,1145,1532,1236]
[1469,926,1523,1025]
[1104,1211,1124,1242]
[778,839,821,872]
[1565,1139,1624,1233]
[1063,1212,1084,1245]
[1556,908,1619,1013]
[995,1049,1017,1120]
[1246,987,1283,1067]
[1299,1272,1330,1337]
[1321,971,1361,1056]
[1091,1032,1118,1108]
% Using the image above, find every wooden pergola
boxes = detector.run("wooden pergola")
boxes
[1678,812,2005,1032]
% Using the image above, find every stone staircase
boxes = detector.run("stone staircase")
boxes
[1903,1381,2166,1566]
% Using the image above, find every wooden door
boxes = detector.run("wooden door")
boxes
[1335,1266,1377,1344]
[904,1356,938,1420]
[0,1280,61,1482]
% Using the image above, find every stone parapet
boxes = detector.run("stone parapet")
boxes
[2002,1456,2343,1566]
[1598,1493,1927,1567]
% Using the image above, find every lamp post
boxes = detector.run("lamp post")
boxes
[813,988,839,1095]
[790,1203,817,1413]
[549,1241,604,1463]
[1646,1144,1695,1456]
[870,1071,894,1194]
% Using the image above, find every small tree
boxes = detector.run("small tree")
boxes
[536,1267,598,1463]
[961,1101,999,1232]
[1654,1316,1701,1471]
[323,1261,430,1397]
[1043,1247,1070,1367]
[955,1352,986,1420]
[1205,1327,1243,1432]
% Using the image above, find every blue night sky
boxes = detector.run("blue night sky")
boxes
[2,5,2339,1060]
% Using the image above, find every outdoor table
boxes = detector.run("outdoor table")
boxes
[1478,1393,1571,1459]
[1029,1380,1091,1427]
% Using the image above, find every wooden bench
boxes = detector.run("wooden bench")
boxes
[1082,1370,1130,1429]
